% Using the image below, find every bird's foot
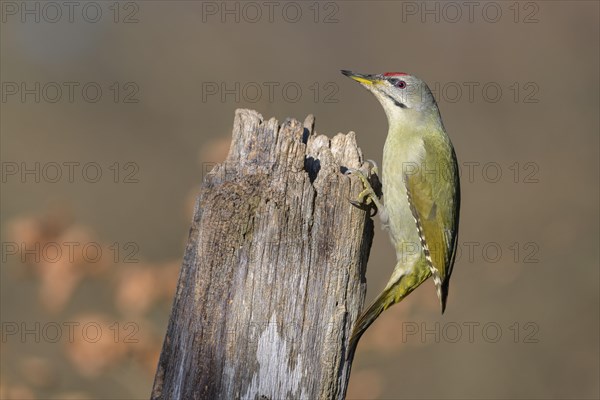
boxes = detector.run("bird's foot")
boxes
[366,159,379,177]
[345,162,383,216]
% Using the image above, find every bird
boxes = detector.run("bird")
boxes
[341,70,461,354]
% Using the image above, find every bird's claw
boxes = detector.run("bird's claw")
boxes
[347,197,378,217]
[346,165,380,217]
[366,159,379,176]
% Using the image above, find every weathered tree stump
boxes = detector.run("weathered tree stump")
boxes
[152,109,374,400]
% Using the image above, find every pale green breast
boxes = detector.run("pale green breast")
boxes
[381,131,425,261]
[381,120,459,279]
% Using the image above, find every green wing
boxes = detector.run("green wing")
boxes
[403,139,460,311]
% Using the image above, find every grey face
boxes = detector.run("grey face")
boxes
[342,70,440,124]
[370,74,437,113]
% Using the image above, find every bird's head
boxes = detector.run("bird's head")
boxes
[341,70,440,126]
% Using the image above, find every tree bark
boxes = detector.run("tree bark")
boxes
[152,109,374,400]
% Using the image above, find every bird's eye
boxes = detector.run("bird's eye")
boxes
[395,80,407,89]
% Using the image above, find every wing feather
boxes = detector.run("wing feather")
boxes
[403,137,460,308]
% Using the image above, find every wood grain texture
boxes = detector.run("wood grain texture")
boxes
[152,109,374,400]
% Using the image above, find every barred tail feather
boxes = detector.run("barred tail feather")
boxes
[347,267,430,359]
[347,287,396,358]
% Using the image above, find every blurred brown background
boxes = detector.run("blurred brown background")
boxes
[1,1,598,399]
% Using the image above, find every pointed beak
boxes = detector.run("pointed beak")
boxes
[341,70,380,86]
